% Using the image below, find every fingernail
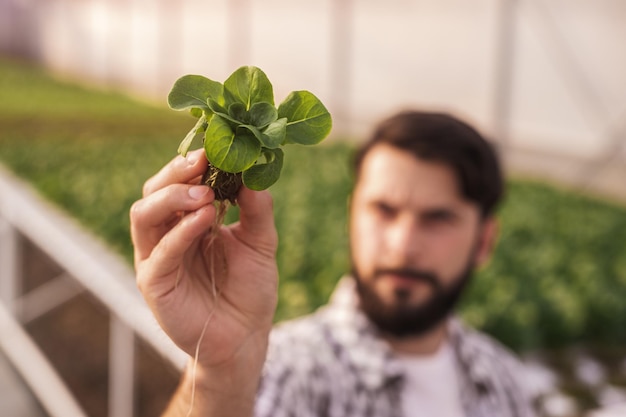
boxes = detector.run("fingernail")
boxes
[186,150,201,165]
[189,185,209,200]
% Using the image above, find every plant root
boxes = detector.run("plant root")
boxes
[203,162,242,206]
[186,199,229,417]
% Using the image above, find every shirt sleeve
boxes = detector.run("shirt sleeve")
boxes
[254,324,331,417]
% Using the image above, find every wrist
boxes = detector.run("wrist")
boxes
[180,329,269,416]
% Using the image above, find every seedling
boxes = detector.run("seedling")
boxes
[168,67,331,415]
[168,66,332,204]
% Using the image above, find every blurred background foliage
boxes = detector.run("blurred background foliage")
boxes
[1,58,625,353]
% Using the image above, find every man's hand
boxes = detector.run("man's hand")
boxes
[130,149,278,416]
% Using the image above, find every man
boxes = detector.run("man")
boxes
[131,110,536,417]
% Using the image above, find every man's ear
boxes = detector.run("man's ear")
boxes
[475,217,499,268]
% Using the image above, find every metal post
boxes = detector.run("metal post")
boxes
[108,317,135,417]
[492,0,518,151]
[228,0,252,69]
[0,216,21,316]
[157,0,183,91]
[330,0,353,136]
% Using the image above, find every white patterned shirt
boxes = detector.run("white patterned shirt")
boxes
[255,277,537,417]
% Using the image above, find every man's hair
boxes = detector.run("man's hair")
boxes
[353,110,504,218]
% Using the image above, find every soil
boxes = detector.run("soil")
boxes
[19,238,180,417]
[203,163,242,205]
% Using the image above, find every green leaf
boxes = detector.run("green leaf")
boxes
[208,99,228,115]
[239,118,285,149]
[242,148,284,190]
[224,66,274,110]
[228,102,277,128]
[238,124,264,144]
[178,114,208,156]
[261,118,287,148]
[168,68,333,194]
[168,75,223,111]
[249,102,278,128]
[204,115,261,173]
[278,90,332,145]
[228,102,249,123]
[207,100,243,127]
[190,108,203,118]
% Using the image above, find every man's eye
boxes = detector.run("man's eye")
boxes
[374,202,396,218]
[424,210,456,225]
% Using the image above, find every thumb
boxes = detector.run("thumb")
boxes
[235,187,278,254]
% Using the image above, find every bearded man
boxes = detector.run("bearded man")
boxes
[131,110,536,417]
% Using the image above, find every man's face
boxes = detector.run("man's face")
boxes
[349,144,495,337]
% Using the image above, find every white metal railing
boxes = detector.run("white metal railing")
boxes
[0,300,86,416]
[0,165,187,417]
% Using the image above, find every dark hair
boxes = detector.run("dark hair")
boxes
[353,110,504,218]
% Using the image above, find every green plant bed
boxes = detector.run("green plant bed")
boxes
[464,181,626,351]
[1,58,625,352]
[0,59,190,260]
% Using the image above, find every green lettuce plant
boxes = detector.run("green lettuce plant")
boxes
[168,66,332,204]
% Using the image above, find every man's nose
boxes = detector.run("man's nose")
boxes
[385,216,423,263]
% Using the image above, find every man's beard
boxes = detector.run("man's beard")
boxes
[353,260,474,338]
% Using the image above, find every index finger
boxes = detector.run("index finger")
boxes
[143,149,207,197]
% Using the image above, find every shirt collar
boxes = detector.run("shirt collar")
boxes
[449,318,495,385]
[324,276,494,392]
[323,277,510,417]
[322,276,407,390]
